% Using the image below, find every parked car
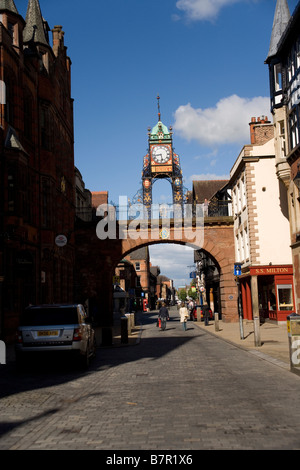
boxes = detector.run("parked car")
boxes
[15,304,96,369]
[190,305,213,321]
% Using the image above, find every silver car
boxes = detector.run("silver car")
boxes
[15,304,96,369]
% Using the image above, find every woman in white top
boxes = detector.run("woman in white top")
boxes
[179,302,189,331]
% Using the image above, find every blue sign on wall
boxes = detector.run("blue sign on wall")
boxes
[234,263,242,276]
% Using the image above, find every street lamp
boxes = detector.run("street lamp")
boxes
[234,263,244,340]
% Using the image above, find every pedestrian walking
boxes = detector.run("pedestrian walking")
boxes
[179,302,189,331]
[202,303,210,326]
[158,303,169,331]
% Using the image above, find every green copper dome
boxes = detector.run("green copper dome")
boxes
[150,120,171,140]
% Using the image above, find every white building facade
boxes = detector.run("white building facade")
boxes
[230,117,295,323]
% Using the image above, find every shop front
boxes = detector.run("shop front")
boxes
[240,265,295,323]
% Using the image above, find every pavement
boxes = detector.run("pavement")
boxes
[194,317,291,371]
[112,309,293,372]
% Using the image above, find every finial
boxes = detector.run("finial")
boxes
[157,94,161,121]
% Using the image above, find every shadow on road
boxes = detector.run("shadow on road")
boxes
[0,309,203,401]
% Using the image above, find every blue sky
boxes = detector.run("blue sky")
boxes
[18,0,299,287]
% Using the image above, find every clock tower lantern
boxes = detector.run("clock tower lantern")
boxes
[142,97,185,215]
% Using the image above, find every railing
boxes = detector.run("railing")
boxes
[75,199,233,223]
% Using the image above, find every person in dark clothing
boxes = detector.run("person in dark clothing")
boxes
[202,303,210,326]
[158,303,169,330]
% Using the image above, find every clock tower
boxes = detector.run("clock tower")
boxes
[142,97,185,216]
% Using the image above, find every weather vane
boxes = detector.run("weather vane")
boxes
[157,94,161,121]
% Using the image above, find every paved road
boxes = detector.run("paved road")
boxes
[0,307,300,451]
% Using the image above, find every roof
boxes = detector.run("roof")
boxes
[129,247,149,260]
[157,275,171,283]
[267,0,291,60]
[150,266,160,277]
[23,0,49,46]
[192,180,229,203]
[91,191,108,207]
[0,0,18,14]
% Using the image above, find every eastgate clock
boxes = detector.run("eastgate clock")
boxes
[151,145,171,164]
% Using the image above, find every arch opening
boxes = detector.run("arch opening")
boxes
[112,241,196,314]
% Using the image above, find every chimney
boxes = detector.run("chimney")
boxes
[249,116,272,145]
[249,117,256,144]
[52,25,64,57]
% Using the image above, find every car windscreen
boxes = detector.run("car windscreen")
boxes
[20,307,79,326]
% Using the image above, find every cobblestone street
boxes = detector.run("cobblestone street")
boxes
[0,308,300,451]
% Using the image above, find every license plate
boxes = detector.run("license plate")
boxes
[37,330,58,337]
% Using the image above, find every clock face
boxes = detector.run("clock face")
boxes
[151,145,171,164]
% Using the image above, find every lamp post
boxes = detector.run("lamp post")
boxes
[234,263,244,340]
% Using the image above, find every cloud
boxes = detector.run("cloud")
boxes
[149,244,195,287]
[176,0,244,21]
[173,95,270,146]
[190,173,229,181]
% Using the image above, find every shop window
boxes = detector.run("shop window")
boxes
[277,284,294,311]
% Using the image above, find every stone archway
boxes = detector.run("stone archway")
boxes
[75,215,237,344]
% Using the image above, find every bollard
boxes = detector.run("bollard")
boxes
[214,312,219,332]
[121,316,128,344]
[253,316,261,347]
[130,313,135,329]
[125,314,132,334]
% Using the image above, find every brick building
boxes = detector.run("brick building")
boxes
[0,0,75,341]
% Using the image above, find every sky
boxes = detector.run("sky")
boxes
[18,0,300,287]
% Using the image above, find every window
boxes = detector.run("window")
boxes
[24,92,33,140]
[135,262,140,271]
[236,234,241,263]
[274,63,282,91]
[290,110,299,150]
[5,76,14,125]
[241,177,246,209]
[7,22,15,42]
[40,106,51,150]
[279,120,286,158]
[244,227,249,260]
[136,276,141,288]
[296,39,300,70]
[277,284,294,311]
[233,189,237,216]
